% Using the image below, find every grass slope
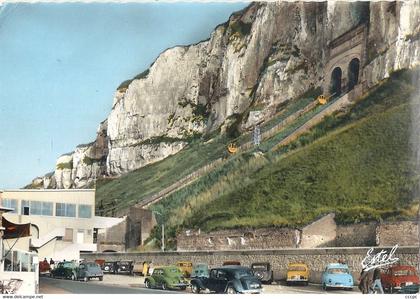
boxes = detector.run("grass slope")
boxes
[141,69,419,250]
[181,69,419,231]
[95,89,319,214]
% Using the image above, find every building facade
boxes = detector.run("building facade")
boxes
[0,189,123,261]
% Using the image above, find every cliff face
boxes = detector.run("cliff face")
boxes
[29,1,420,189]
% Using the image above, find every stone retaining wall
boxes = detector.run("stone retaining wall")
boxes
[82,246,419,284]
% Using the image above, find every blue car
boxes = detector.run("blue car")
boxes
[321,263,353,290]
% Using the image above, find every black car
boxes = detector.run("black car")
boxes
[251,262,273,284]
[190,266,263,294]
[102,261,117,274]
[115,261,134,275]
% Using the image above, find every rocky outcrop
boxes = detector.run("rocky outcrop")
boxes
[29,1,420,189]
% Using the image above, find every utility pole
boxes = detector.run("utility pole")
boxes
[154,211,165,252]
[253,125,261,146]
[162,224,165,252]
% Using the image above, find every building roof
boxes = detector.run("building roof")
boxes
[0,205,13,212]
[1,189,95,192]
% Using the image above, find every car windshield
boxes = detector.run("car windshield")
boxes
[328,268,349,274]
[394,269,416,276]
[252,265,268,270]
[195,270,207,274]
[234,269,253,279]
[289,266,306,271]
[63,262,74,268]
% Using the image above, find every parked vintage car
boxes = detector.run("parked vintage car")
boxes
[286,263,309,285]
[77,262,104,282]
[94,259,105,268]
[144,266,189,290]
[381,265,420,293]
[321,263,353,290]
[39,260,51,275]
[115,261,134,275]
[222,261,241,266]
[102,261,117,274]
[251,262,273,284]
[176,261,193,278]
[50,261,79,280]
[191,263,209,279]
[190,266,263,294]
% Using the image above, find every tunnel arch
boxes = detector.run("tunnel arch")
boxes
[347,58,360,91]
[329,67,342,97]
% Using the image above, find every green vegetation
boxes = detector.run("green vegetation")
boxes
[95,135,231,215]
[142,69,419,248]
[100,68,419,250]
[229,20,252,38]
[179,69,419,231]
[96,83,319,215]
[83,156,104,166]
[56,161,73,170]
[117,69,150,90]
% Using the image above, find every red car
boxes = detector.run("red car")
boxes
[381,265,419,293]
[39,260,51,274]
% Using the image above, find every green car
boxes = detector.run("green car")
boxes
[144,266,189,290]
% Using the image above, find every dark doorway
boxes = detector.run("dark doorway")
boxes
[348,58,360,91]
[330,67,342,96]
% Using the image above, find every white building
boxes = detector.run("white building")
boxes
[0,189,123,261]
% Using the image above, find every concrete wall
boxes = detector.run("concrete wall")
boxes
[336,222,377,247]
[300,213,336,248]
[81,246,419,284]
[177,216,419,251]
[377,221,419,246]
[177,228,299,251]
[97,207,156,252]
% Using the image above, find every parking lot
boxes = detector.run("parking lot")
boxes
[89,274,360,294]
[40,273,361,294]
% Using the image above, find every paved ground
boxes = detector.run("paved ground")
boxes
[40,274,361,294]
[39,276,173,294]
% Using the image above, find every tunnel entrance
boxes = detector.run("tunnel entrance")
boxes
[347,58,360,91]
[330,67,342,97]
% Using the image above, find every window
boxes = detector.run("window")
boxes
[41,202,53,216]
[56,203,76,217]
[21,200,30,215]
[78,204,92,218]
[19,200,53,216]
[2,199,18,213]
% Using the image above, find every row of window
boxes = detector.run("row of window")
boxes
[2,199,92,218]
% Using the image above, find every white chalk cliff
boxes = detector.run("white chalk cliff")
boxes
[29,1,420,189]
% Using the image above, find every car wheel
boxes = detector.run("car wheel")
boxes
[99,276,103,281]
[145,280,151,289]
[83,276,89,282]
[162,282,167,290]
[322,283,328,291]
[255,271,264,281]
[71,274,76,281]
[191,284,201,294]
[390,286,394,294]
[227,286,237,294]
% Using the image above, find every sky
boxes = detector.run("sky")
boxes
[0,2,249,189]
